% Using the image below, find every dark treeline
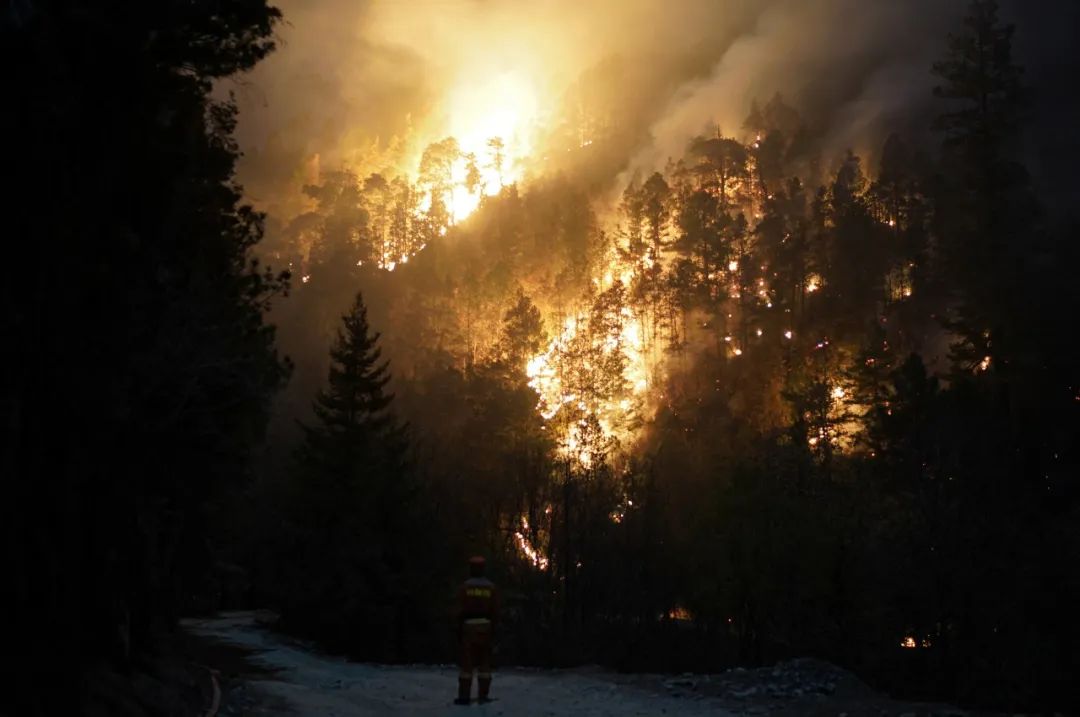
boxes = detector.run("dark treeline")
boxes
[4,1,1079,715]
[4,2,288,714]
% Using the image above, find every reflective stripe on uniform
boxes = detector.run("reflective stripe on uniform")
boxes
[464,617,491,625]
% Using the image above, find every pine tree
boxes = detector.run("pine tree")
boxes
[362,173,391,264]
[285,292,418,654]
[305,169,367,269]
[6,2,286,709]
[463,152,482,195]
[419,137,461,227]
[299,291,406,484]
[640,172,672,255]
[674,187,724,302]
[687,135,748,209]
[619,178,646,258]
[486,136,506,188]
[499,288,547,371]
[932,0,1024,161]
[820,151,888,327]
[932,0,1034,373]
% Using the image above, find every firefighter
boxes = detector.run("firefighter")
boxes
[455,555,499,705]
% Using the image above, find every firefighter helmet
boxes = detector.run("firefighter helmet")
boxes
[468,555,486,576]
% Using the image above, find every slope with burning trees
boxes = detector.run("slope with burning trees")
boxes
[263,103,929,656]
[247,3,1079,710]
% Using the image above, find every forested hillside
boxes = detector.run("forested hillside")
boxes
[5,1,1078,714]
[238,2,1079,710]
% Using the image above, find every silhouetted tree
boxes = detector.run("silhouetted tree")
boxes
[282,292,422,657]
[640,172,672,255]
[4,3,287,712]
[499,289,547,370]
[932,0,1033,372]
[419,137,461,227]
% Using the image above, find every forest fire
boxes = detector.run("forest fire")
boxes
[513,516,549,570]
[526,255,654,466]
[446,73,536,181]
[13,1,1080,714]
[417,71,540,225]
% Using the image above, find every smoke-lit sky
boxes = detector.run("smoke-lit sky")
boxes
[227,0,1080,214]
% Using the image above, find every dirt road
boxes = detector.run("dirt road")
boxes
[183,612,739,716]
[182,613,971,717]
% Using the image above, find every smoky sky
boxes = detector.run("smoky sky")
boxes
[227,0,1080,215]
[1006,1,1080,213]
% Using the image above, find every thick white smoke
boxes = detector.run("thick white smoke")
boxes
[625,0,962,179]
[229,0,1073,208]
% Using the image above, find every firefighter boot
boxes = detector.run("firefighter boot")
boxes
[478,675,492,703]
[454,677,471,705]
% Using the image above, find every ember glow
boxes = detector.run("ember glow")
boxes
[526,292,651,467]
[513,515,549,570]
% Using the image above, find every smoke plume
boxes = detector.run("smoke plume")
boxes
[227,0,1076,210]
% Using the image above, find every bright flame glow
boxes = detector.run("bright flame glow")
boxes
[513,515,549,570]
[526,248,655,466]
[438,71,539,222]
[445,72,536,173]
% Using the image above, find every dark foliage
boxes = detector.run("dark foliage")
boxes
[266,292,440,660]
[3,2,287,713]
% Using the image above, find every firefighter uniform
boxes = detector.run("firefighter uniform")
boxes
[455,557,499,704]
